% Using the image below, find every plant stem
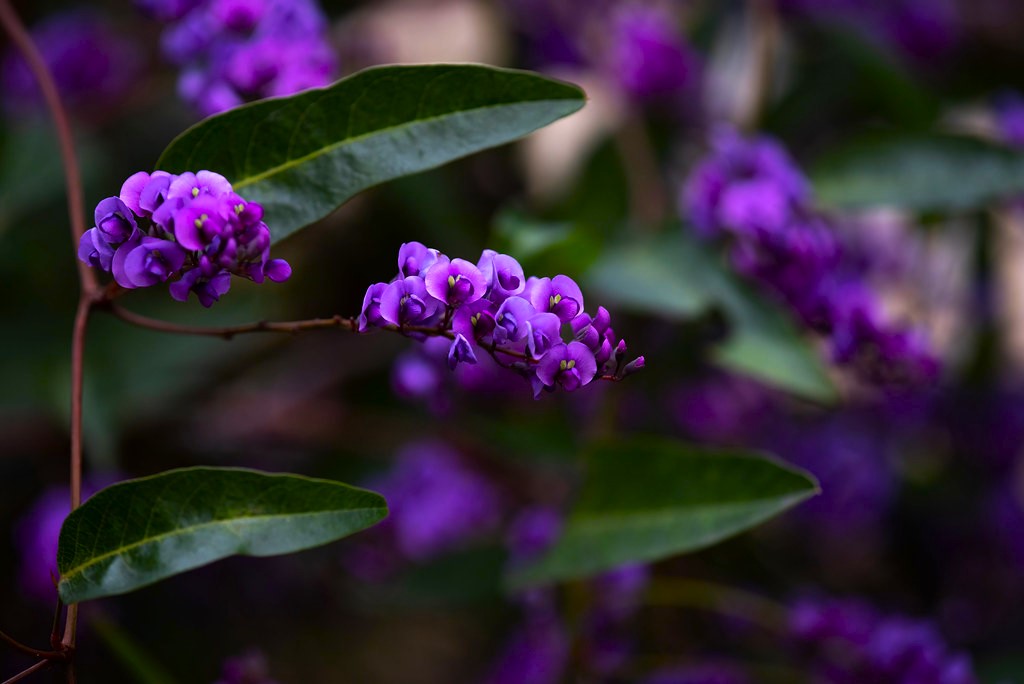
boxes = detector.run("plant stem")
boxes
[0,632,65,661]
[0,0,95,293]
[2,661,49,684]
[60,298,93,651]
[107,305,358,339]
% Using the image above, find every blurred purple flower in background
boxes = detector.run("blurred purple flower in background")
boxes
[137,0,337,116]
[345,441,503,580]
[608,3,699,104]
[682,127,938,387]
[1,11,141,118]
[214,649,278,684]
[14,480,109,602]
[788,596,978,684]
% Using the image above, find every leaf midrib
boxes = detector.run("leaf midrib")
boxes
[217,97,579,190]
[59,505,385,584]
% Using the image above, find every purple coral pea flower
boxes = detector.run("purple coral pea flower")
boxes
[447,333,478,370]
[138,173,174,216]
[169,269,232,307]
[494,296,536,344]
[174,194,228,250]
[537,341,598,392]
[210,0,268,32]
[451,298,496,343]
[167,170,233,203]
[398,241,440,278]
[526,312,561,360]
[93,197,139,247]
[110,232,144,288]
[358,282,388,331]
[120,237,188,287]
[120,170,170,216]
[262,258,291,283]
[77,228,116,271]
[380,276,439,326]
[424,257,488,308]
[526,275,585,322]
[478,249,526,300]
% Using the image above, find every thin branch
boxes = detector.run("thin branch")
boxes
[107,304,358,339]
[61,297,92,650]
[0,0,95,293]
[2,661,50,684]
[0,631,65,661]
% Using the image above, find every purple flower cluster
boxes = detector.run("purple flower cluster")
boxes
[683,127,938,386]
[789,597,978,684]
[345,441,503,580]
[504,0,698,107]
[77,170,291,306]
[360,242,642,398]
[137,0,337,116]
[609,4,700,104]
[1,11,141,118]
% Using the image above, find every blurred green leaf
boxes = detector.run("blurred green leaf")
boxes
[157,64,585,243]
[91,616,178,684]
[586,231,836,401]
[0,123,106,235]
[57,468,387,603]
[813,133,1024,212]
[510,438,818,587]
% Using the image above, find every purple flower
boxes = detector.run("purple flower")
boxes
[525,275,585,322]
[94,197,139,247]
[15,480,110,602]
[169,269,232,307]
[354,441,503,566]
[116,237,188,288]
[526,312,561,361]
[609,4,699,103]
[447,333,478,370]
[478,250,526,300]
[80,169,289,306]
[214,649,278,684]
[359,282,389,331]
[424,257,488,308]
[380,276,440,326]
[1,11,141,118]
[506,507,563,564]
[483,606,569,684]
[995,91,1024,148]
[788,597,979,684]
[77,228,116,271]
[681,128,938,387]
[398,241,441,278]
[144,0,338,116]
[536,341,598,393]
[494,296,537,345]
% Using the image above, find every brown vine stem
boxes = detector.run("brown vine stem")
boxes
[0,631,65,662]
[0,0,95,293]
[0,0,97,676]
[1,660,50,684]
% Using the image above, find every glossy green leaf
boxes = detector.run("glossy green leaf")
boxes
[510,438,818,587]
[812,134,1024,212]
[156,64,586,243]
[586,231,836,401]
[57,467,387,603]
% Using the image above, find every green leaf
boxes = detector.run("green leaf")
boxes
[510,438,818,587]
[585,231,836,401]
[156,64,586,243]
[57,467,387,603]
[812,133,1024,212]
